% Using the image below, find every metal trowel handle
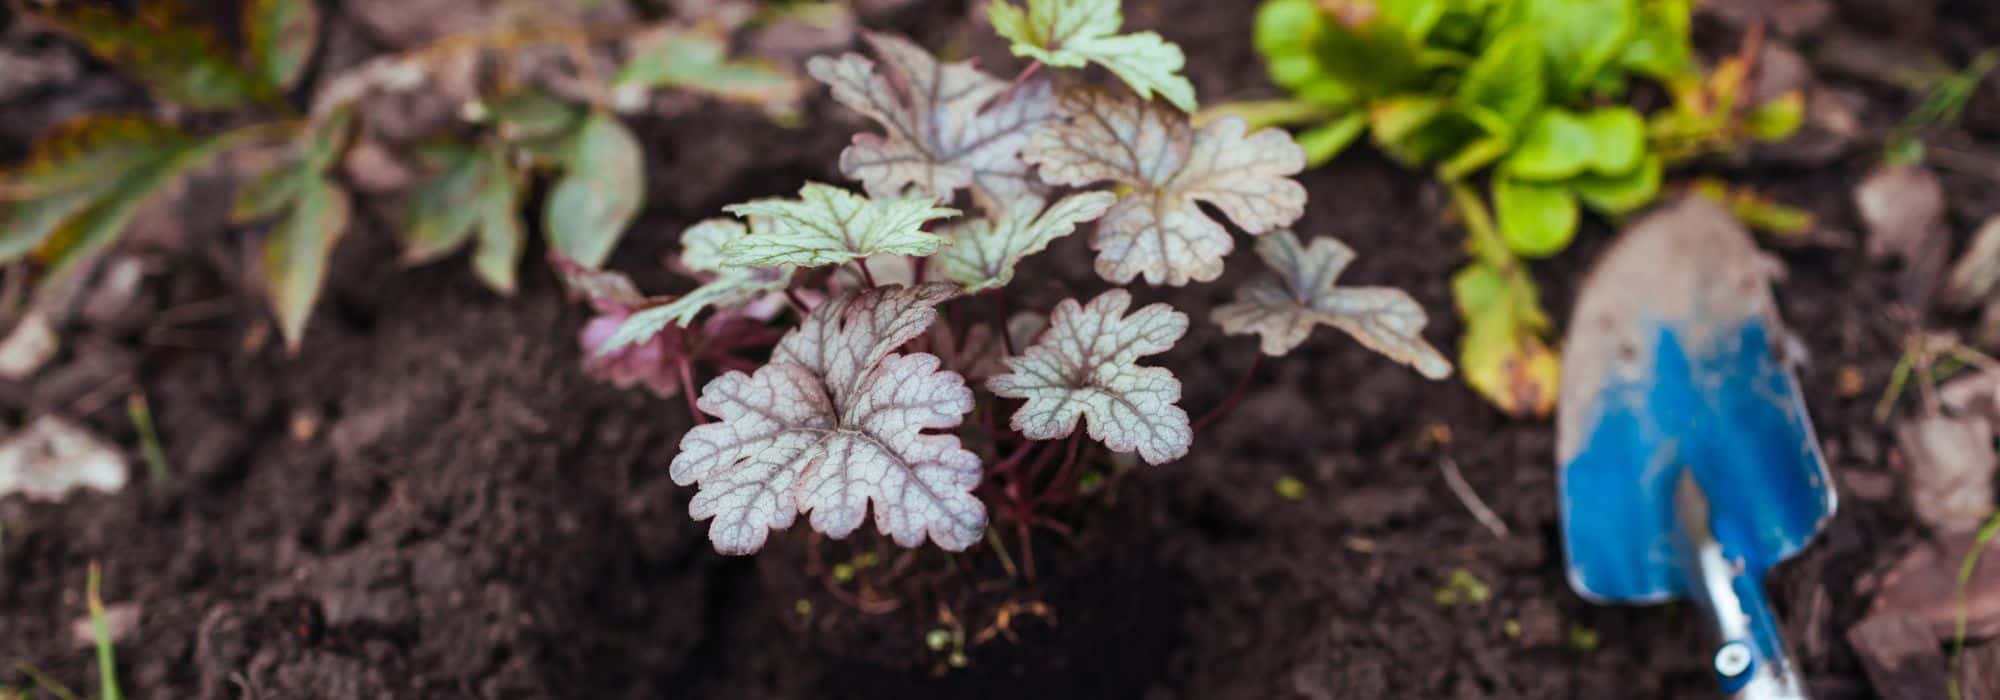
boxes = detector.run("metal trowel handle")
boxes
[1673,471,1811,700]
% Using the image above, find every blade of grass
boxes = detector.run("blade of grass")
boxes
[87,563,121,700]
[125,393,168,482]
[1947,509,2000,700]
[11,663,78,700]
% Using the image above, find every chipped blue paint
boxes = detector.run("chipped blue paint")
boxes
[1560,319,1834,666]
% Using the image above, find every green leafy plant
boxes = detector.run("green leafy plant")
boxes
[0,1,805,350]
[576,0,1451,561]
[1246,0,1803,416]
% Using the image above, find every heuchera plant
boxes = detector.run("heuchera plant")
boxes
[1246,0,1804,416]
[0,1,805,350]
[578,0,1452,556]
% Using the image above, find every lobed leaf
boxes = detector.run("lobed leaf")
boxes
[1212,229,1451,378]
[808,33,1061,214]
[1023,87,1307,285]
[673,284,984,554]
[988,289,1191,465]
[989,0,1198,112]
[935,191,1115,293]
[720,183,958,268]
[545,111,643,269]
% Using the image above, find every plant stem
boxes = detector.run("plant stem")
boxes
[1192,353,1262,433]
[1038,433,1084,505]
[676,358,707,425]
[991,292,1017,356]
[784,287,811,316]
[856,259,879,288]
[989,439,1040,478]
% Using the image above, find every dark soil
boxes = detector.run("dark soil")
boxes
[4,1,1999,698]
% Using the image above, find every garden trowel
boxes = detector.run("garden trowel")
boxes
[1556,198,1836,699]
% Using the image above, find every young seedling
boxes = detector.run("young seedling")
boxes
[0,2,804,351]
[579,0,1451,572]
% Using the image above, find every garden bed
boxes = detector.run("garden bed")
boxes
[4,0,1999,697]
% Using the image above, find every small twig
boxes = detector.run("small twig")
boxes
[1192,353,1262,433]
[983,527,1020,580]
[1439,457,1510,539]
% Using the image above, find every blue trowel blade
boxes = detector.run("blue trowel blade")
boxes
[1556,198,1836,604]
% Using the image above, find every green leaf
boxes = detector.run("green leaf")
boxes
[473,153,525,294]
[1573,154,1660,215]
[262,178,350,351]
[1744,92,1805,142]
[1618,0,1694,80]
[17,128,231,280]
[1438,135,1513,181]
[721,182,959,268]
[230,164,306,224]
[301,106,356,174]
[399,143,489,264]
[1579,107,1645,175]
[1451,260,1559,418]
[1503,109,1592,180]
[244,0,319,90]
[1297,112,1369,166]
[1456,28,1545,129]
[544,111,642,268]
[1255,0,1332,90]
[39,4,268,109]
[936,191,1115,292]
[1369,96,1448,147]
[487,90,586,146]
[1493,176,1577,257]
[1307,4,1430,96]
[990,0,1198,111]
[1495,0,1637,100]
[614,26,806,117]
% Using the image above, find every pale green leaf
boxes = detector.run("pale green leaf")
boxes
[244,0,319,90]
[988,289,1191,464]
[1494,176,1578,258]
[1579,107,1645,175]
[720,183,958,268]
[615,26,805,117]
[473,152,524,294]
[262,178,351,351]
[935,191,1115,292]
[1023,87,1306,286]
[399,144,488,263]
[990,0,1197,111]
[1213,229,1451,377]
[545,111,642,268]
